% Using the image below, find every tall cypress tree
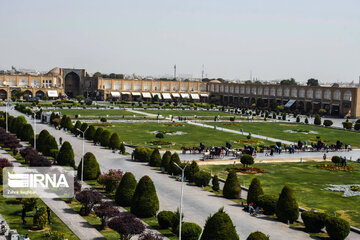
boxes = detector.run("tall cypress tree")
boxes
[200,207,239,240]
[149,148,162,167]
[276,185,299,223]
[131,175,159,218]
[161,151,171,171]
[85,125,96,140]
[109,133,120,150]
[247,177,264,205]
[223,170,241,199]
[168,153,181,175]
[115,172,137,207]
[57,141,75,167]
[100,130,111,147]
[77,152,101,180]
[93,127,104,143]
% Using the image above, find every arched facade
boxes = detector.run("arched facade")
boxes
[65,72,80,98]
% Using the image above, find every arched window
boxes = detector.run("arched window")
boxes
[264,87,269,96]
[240,86,245,94]
[291,88,297,97]
[333,90,340,100]
[299,88,305,98]
[306,89,313,99]
[324,89,331,100]
[277,88,282,97]
[284,88,290,97]
[270,87,275,96]
[257,87,263,95]
[315,89,322,99]
[343,90,352,101]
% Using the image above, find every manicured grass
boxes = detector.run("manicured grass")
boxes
[200,161,360,227]
[208,122,360,147]
[141,110,236,117]
[57,109,139,117]
[0,187,79,240]
[101,122,273,150]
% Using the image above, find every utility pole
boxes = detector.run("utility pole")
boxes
[174,64,177,80]
[77,126,89,184]
[174,161,190,240]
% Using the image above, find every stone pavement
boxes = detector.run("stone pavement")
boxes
[4,107,360,239]
[0,149,105,240]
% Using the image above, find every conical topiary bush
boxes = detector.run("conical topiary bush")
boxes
[276,185,299,223]
[131,175,159,218]
[77,152,101,180]
[57,141,75,167]
[149,148,162,167]
[247,177,264,205]
[115,172,137,207]
[223,170,241,199]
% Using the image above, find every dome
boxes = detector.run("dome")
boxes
[48,67,60,75]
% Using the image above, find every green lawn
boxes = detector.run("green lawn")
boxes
[201,161,360,227]
[100,122,273,150]
[57,109,139,117]
[0,187,79,240]
[141,110,235,117]
[208,122,360,147]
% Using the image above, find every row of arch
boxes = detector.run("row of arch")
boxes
[209,85,352,101]
[0,89,45,100]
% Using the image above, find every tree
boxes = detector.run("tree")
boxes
[257,194,278,215]
[109,133,121,150]
[20,123,34,143]
[200,207,239,240]
[64,116,73,131]
[240,154,254,167]
[131,175,159,218]
[72,120,81,135]
[43,135,58,157]
[115,172,137,206]
[280,78,297,86]
[301,211,326,233]
[37,129,50,152]
[174,222,202,240]
[57,141,75,167]
[76,189,102,216]
[323,120,333,127]
[77,152,101,180]
[133,147,153,162]
[79,123,89,137]
[247,177,264,205]
[85,125,96,140]
[161,151,171,171]
[276,185,299,223]
[212,175,220,191]
[184,160,200,182]
[193,171,212,187]
[108,213,145,240]
[100,130,111,147]
[155,132,164,139]
[223,170,241,199]
[168,153,181,175]
[331,156,342,165]
[93,201,120,230]
[246,231,269,240]
[93,127,104,143]
[149,148,162,167]
[307,78,319,86]
[119,142,126,154]
[314,114,321,125]
[33,206,47,230]
[157,210,176,229]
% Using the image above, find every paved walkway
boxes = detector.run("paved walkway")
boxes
[4,108,359,239]
[0,149,105,240]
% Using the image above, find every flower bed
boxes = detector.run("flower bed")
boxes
[316,164,356,172]
[149,141,172,146]
[236,140,260,144]
[91,123,113,127]
[350,186,360,192]
[227,166,267,174]
[223,123,240,126]
[164,123,184,127]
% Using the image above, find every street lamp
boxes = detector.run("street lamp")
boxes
[76,126,89,183]
[173,161,190,240]
[33,108,41,148]
[5,99,12,132]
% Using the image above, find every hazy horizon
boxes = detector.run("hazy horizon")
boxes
[0,0,359,83]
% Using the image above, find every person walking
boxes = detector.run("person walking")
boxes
[59,137,63,146]
[21,205,26,224]
[323,153,327,161]
[46,207,51,224]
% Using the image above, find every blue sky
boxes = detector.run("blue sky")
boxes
[0,0,359,82]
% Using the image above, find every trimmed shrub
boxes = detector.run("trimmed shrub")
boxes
[85,125,96,140]
[212,175,220,191]
[157,211,176,229]
[301,211,326,233]
[168,153,181,175]
[134,147,153,162]
[93,127,104,143]
[305,117,309,124]
[37,129,50,152]
[33,207,47,230]
[108,213,145,240]
[257,194,277,215]
[119,142,126,154]
[223,170,241,199]
[200,207,239,240]
[174,222,202,240]
[155,132,164,139]
[72,120,81,135]
[325,216,350,240]
[161,151,171,171]
[131,175,159,218]
[77,152,101,180]
[20,123,34,142]
[296,116,300,123]
[76,189,102,216]
[240,154,254,167]
[314,114,321,125]
[43,135,58,157]
[115,172,137,207]
[276,185,299,223]
[109,133,121,150]
[246,231,269,240]
[57,141,75,167]
[64,116,73,130]
[331,156,342,165]
[342,121,352,130]
[100,130,111,147]
[193,171,211,187]
[247,177,264,205]
[149,148,162,167]
[44,231,65,240]
[323,120,333,127]
[185,160,200,183]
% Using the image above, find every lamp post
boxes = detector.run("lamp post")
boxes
[5,99,12,132]
[77,126,89,183]
[33,108,41,148]
[173,161,189,240]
